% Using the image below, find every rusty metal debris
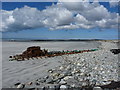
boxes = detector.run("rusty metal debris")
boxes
[9,46,99,61]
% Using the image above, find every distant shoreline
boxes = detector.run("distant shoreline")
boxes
[1,38,119,42]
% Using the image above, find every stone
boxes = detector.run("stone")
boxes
[60,66,64,70]
[54,84,60,89]
[27,88,36,90]
[17,84,25,88]
[62,71,70,76]
[92,79,97,86]
[46,77,54,84]
[49,85,55,90]
[48,69,53,73]
[41,86,45,90]
[70,84,75,88]
[59,79,67,85]
[35,81,40,85]
[93,87,102,90]
[77,63,81,66]
[52,73,60,77]
[66,65,71,70]
[60,85,68,89]
[27,82,32,85]
[44,75,49,79]
[82,82,87,86]
[14,82,21,86]
[39,78,46,83]
[63,76,73,81]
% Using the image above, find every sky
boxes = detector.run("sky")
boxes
[1,1,119,40]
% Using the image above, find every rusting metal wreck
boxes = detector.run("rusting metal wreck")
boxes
[9,46,99,61]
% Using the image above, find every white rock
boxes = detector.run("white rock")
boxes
[60,66,64,70]
[93,87,102,90]
[80,73,84,76]
[17,84,24,88]
[60,85,67,89]
[63,76,73,80]
[77,62,81,66]
[59,79,67,84]
[82,82,87,86]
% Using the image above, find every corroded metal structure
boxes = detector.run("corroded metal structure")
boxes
[9,46,99,61]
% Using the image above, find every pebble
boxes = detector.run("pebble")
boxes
[27,82,32,85]
[60,85,68,89]
[93,87,102,90]
[82,82,88,86]
[62,71,70,76]
[63,76,73,81]
[54,85,60,89]
[14,82,21,86]
[60,66,64,70]
[41,86,45,90]
[39,78,46,83]
[49,85,55,89]
[52,73,60,77]
[46,77,54,84]
[59,79,67,85]
[17,84,25,88]
[44,75,49,79]
[35,81,40,85]
[48,69,53,73]
[77,62,81,66]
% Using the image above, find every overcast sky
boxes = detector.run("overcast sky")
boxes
[1,1,119,39]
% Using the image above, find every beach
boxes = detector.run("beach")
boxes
[2,40,119,89]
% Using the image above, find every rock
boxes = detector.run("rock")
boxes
[60,85,68,89]
[35,81,40,85]
[39,78,46,83]
[48,69,53,73]
[27,82,32,85]
[74,76,78,80]
[59,79,67,85]
[63,76,73,81]
[58,74,65,79]
[52,73,60,78]
[80,73,84,76]
[82,82,88,86]
[46,77,54,84]
[17,84,25,88]
[70,84,75,88]
[93,87,102,90]
[49,85,56,90]
[60,66,64,70]
[62,71,69,76]
[66,65,71,70]
[77,62,81,66]
[27,88,36,90]
[41,86,45,90]
[54,85,60,89]
[14,82,21,86]
[44,75,49,79]
[92,79,97,86]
